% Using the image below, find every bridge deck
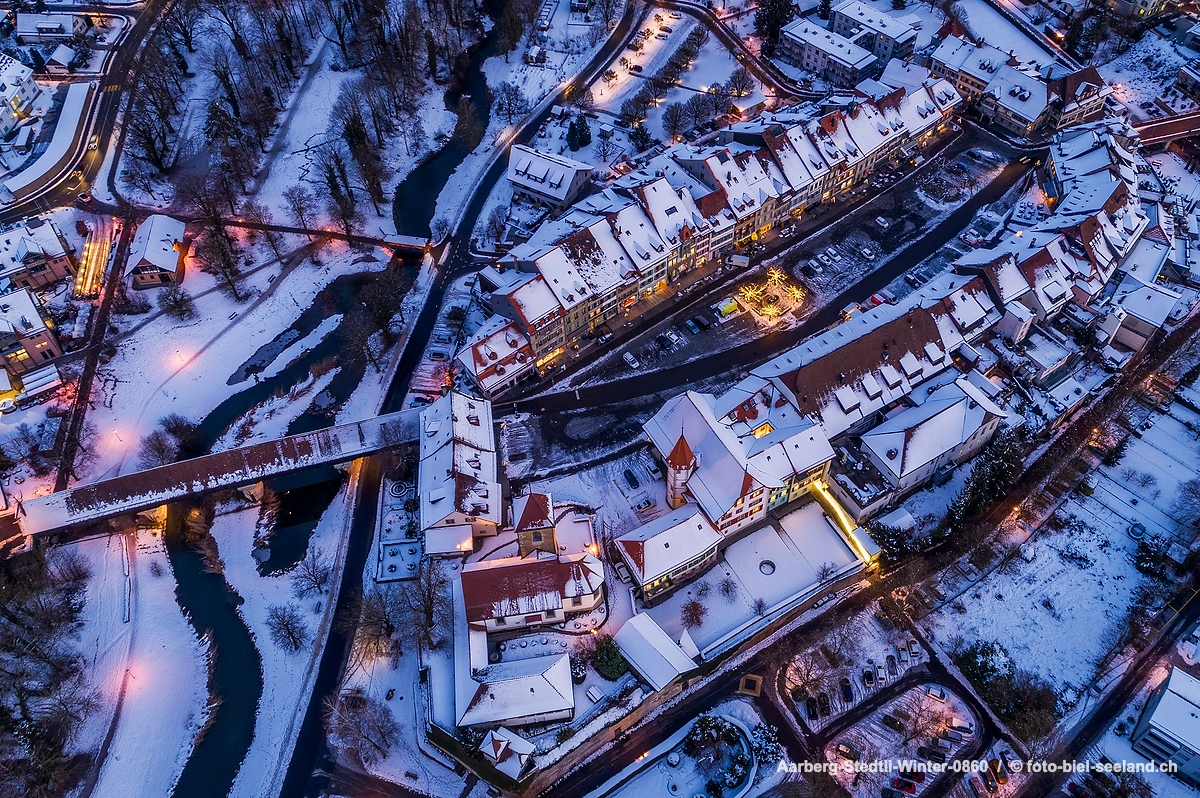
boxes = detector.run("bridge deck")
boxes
[1134,112,1200,147]
[20,409,420,537]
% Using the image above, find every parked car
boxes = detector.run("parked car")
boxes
[886,655,898,676]
[989,759,1009,785]
[898,645,909,663]
[899,771,926,784]
[881,715,904,732]
[876,664,886,682]
[860,247,875,260]
[660,25,673,32]
[926,685,947,702]
[908,639,920,658]
[630,64,643,72]
[875,216,889,228]
[949,719,974,736]
[940,729,963,743]
[693,314,712,330]
[806,696,820,721]
[623,468,640,489]
[634,497,655,511]
[835,742,861,761]
[803,261,819,277]
[840,677,853,702]
[917,747,946,764]
[623,351,640,369]
[614,562,632,583]
[683,318,701,334]
[825,246,842,261]
[881,789,906,798]
[862,668,875,688]
[968,775,987,798]
[665,329,683,346]
[932,737,953,752]
[892,778,917,794]
[654,32,668,39]
[981,767,999,793]
[647,460,663,479]
[596,332,613,345]
[817,253,832,267]
[817,692,831,716]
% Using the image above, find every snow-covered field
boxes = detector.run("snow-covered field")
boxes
[1099,33,1193,121]
[952,0,1058,66]
[79,239,389,484]
[924,401,1200,707]
[72,532,211,798]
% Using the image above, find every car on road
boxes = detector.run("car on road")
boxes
[980,767,998,793]
[88,134,100,151]
[817,692,831,716]
[881,715,904,732]
[77,192,92,204]
[816,253,832,267]
[66,168,84,189]
[926,685,946,702]
[683,318,701,334]
[805,696,820,721]
[825,246,842,261]
[623,351,640,369]
[665,329,683,346]
[892,778,917,794]
[623,468,640,489]
[862,668,875,688]
[886,654,898,675]
[917,747,946,764]
[836,741,861,761]
[840,677,853,702]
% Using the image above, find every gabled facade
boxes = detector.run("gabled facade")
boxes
[126,214,186,288]
[0,217,75,290]
[460,550,605,632]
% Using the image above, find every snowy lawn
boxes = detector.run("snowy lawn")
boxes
[81,239,389,482]
[1099,34,1192,121]
[647,502,864,657]
[73,531,211,798]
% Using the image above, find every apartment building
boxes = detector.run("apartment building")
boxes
[830,1,917,62]
[777,18,877,87]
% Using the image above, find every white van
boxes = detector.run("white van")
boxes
[726,254,750,268]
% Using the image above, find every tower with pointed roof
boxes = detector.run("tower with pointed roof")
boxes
[664,433,696,509]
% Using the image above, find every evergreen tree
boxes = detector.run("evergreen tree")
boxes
[754,0,796,56]
[566,118,581,151]
[892,0,907,8]
[629,122,653,151]
[818,0,832,20]
[574,113,592,148]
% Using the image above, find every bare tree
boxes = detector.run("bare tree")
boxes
[594,0,620,26]
[594,135,617,163]
[241,200,286,263]
[661,101,688,140]
[138,430,178,468]
[485,204,508,241]
[785,648,832,697]
[266,602,309,652]
[727,66,755,98]
[355,583,406,659]
[719,575,739,602]
[282,185,318,238]
[194,232,247,301]
[404,559,453,649]
[681,598,707,628]
[900,692,947,744]
[1170,477,1200,527]
[340,310,383,372]
[492,80,530,126]
[291,545,332,599]
[324,690,398,765]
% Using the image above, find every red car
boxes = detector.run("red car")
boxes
[892,778,917,794]
[899,771,927,784]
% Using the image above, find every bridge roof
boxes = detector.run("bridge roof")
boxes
[19,410,420,537]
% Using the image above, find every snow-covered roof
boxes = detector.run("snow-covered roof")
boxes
[419,391,495,458]
[879,59,936,93]
[614,613,697,691]
[1143,668,1200,751]
[0,217,67,277]
[47,44,75,67]
[16,12,82,37]
[0,54,31,89]
[506,144,592,204]
[418,392,500,534]
[616,504,722,585]
[0,287,49,337]
[1111,274,1181,328]
[860,378,1007,482]
[499,272,564,325]
[985,64,1048,124]
[781,18,876,70]
[479,727,535,780]
[459,551,604,623]
[455,315,535,395]
[126,214,185,276]
[833,1,917,43]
